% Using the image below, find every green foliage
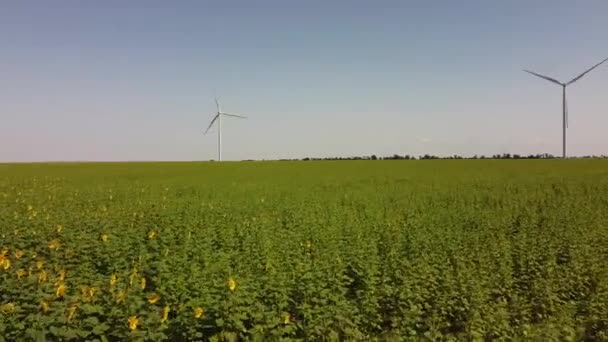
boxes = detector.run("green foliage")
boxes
[1,159,608,340]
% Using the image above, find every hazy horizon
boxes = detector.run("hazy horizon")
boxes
[2,1,608,162]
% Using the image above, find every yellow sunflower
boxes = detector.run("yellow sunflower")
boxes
[128,315,139,331]
[148,293,160,305]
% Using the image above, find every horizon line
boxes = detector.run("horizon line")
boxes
[2,153,608,164]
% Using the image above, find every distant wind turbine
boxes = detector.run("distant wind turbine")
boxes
[204,97,246,161]
[523,57,608,158]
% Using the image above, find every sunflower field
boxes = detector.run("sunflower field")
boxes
[1,160,608,341]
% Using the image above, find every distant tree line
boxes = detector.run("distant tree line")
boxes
[244,153,608,162]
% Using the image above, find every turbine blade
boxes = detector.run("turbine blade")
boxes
[523,69,563,85]
[567,57,608,85]
[221,113,247,119]
[215,97,221,113]
[204,114,219,134]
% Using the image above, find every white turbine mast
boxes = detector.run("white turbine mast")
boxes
[523,56,608,158]
[203,97,246,161]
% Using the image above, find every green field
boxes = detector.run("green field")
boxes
[2,160,608,341]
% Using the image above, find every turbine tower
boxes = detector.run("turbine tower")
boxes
[204,97,246,161]
[524,57,608,158]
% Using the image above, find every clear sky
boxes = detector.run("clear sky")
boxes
[1,0,607,161]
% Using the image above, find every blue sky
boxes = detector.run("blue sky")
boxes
[1,0,607,161]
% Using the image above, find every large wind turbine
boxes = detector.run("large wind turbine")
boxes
[524,57,608,158]
[204,97,246,161]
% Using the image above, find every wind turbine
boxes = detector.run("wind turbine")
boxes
[524,56,608,158]
[203,97,246,161]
